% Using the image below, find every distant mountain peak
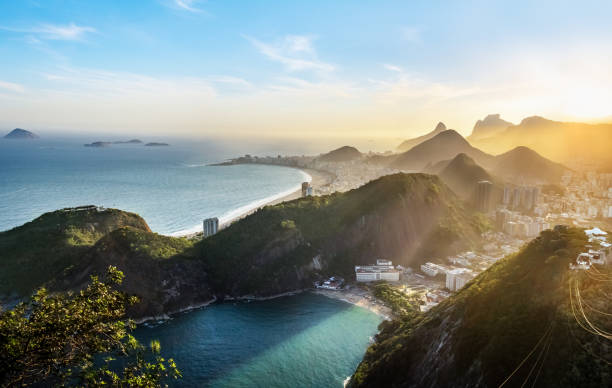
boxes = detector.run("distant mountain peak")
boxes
[434,122,447,132]
[317,145,362,162]
[519,115,552,126]
[468,114,513,142]
[4,128,39,139]
[396,122,449,152]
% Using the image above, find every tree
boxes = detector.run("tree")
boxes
[0,266,180,387]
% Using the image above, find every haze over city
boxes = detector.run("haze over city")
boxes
[1,0,611,141]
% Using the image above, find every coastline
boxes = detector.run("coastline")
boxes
[312,286,393,320]
[173,166,334,238]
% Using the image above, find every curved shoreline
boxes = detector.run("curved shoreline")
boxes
[169,166,334,237]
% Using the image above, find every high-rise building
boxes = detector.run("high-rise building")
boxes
[475,180,493,212]
[503,186,512,205]
[301,182,310,197]
[512,187,522,209]
[495,209,510,230]
[203,217,219,237]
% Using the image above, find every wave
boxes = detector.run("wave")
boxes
[168,169,312,237]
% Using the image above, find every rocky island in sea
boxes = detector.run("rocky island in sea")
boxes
[84,141,112,147]
[113,139,143,144]
[3,128,39,139]
[145,142,169,146]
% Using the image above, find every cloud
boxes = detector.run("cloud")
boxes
[383,64,403,72]
[170,0,203,13]
[1,23,96,41]
[244,35,334,72]
[0,80,25,93]
[40,67,217,101]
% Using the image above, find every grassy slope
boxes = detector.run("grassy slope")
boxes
[0,207,149,296]
[351,226,611,387]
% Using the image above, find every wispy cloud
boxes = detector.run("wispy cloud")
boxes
[244,35,334,72]
[0,80,25,93]
[1,23,96,41]
[383,64,403,72]
[169,0,203,13]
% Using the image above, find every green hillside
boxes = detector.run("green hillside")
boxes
[0,174,485,317]
[0,206,149,296]
[350,226,611,387]
[198,173,485,296]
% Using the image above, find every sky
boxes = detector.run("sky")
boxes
[1,0,611,142]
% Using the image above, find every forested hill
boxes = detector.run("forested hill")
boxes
[350,225,611,388]
[1,173,485,319]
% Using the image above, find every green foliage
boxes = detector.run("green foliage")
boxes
[280,219,296,229]
[0,207,150,296]
[350,226,610,387]
[369,283,421,319]
[0,266,180,387]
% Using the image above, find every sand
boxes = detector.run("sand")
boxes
[312,286,393,320]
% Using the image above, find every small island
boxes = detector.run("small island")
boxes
[3,128,39,139]
[84,141,112,148]
[145,142,169,147]
[113,139,143,144]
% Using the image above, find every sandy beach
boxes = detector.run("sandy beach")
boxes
[179,166,334,238]
[312,285,393,320]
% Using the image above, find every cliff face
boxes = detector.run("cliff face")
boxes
[350,226,611,388]
[54,227,213,319]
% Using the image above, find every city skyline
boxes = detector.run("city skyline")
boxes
[1,0,611,138]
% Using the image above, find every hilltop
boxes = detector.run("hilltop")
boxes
[390,130,495,171]
[470,116,612,165]
[3,128,38,139]
[350,226,610,387]
[396,122,447,152]
[0,174,485,318]
[467,114,513,142]
[427,153,495,200]
[0,206,149,296]
[493,146,569,184]
[317,145,362,162]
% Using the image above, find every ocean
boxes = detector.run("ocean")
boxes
[135,293,382,387]
[0,137,381,387]
[0,138,309,235]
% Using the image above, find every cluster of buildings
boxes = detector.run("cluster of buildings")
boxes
[315,276,345,290]
[552,171,612,220]
[495,209,551,238]
[571,227,610,270]
[355,259,400,282]
[420,262,476,292]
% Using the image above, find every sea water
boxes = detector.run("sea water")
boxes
[0,138,381,387]
[0,138,309,234]
[135,293,382,387]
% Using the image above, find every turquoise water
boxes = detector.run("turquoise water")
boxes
[0,138,308,234]
[1,138,381,386]
[135,293,382,387]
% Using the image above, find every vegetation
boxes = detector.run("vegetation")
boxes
[368,283,421,319]
[198,173,482,295]
[350,226,611,387]
[0,266,180,387]
[1,173,483,317]
[0,207,149,296]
